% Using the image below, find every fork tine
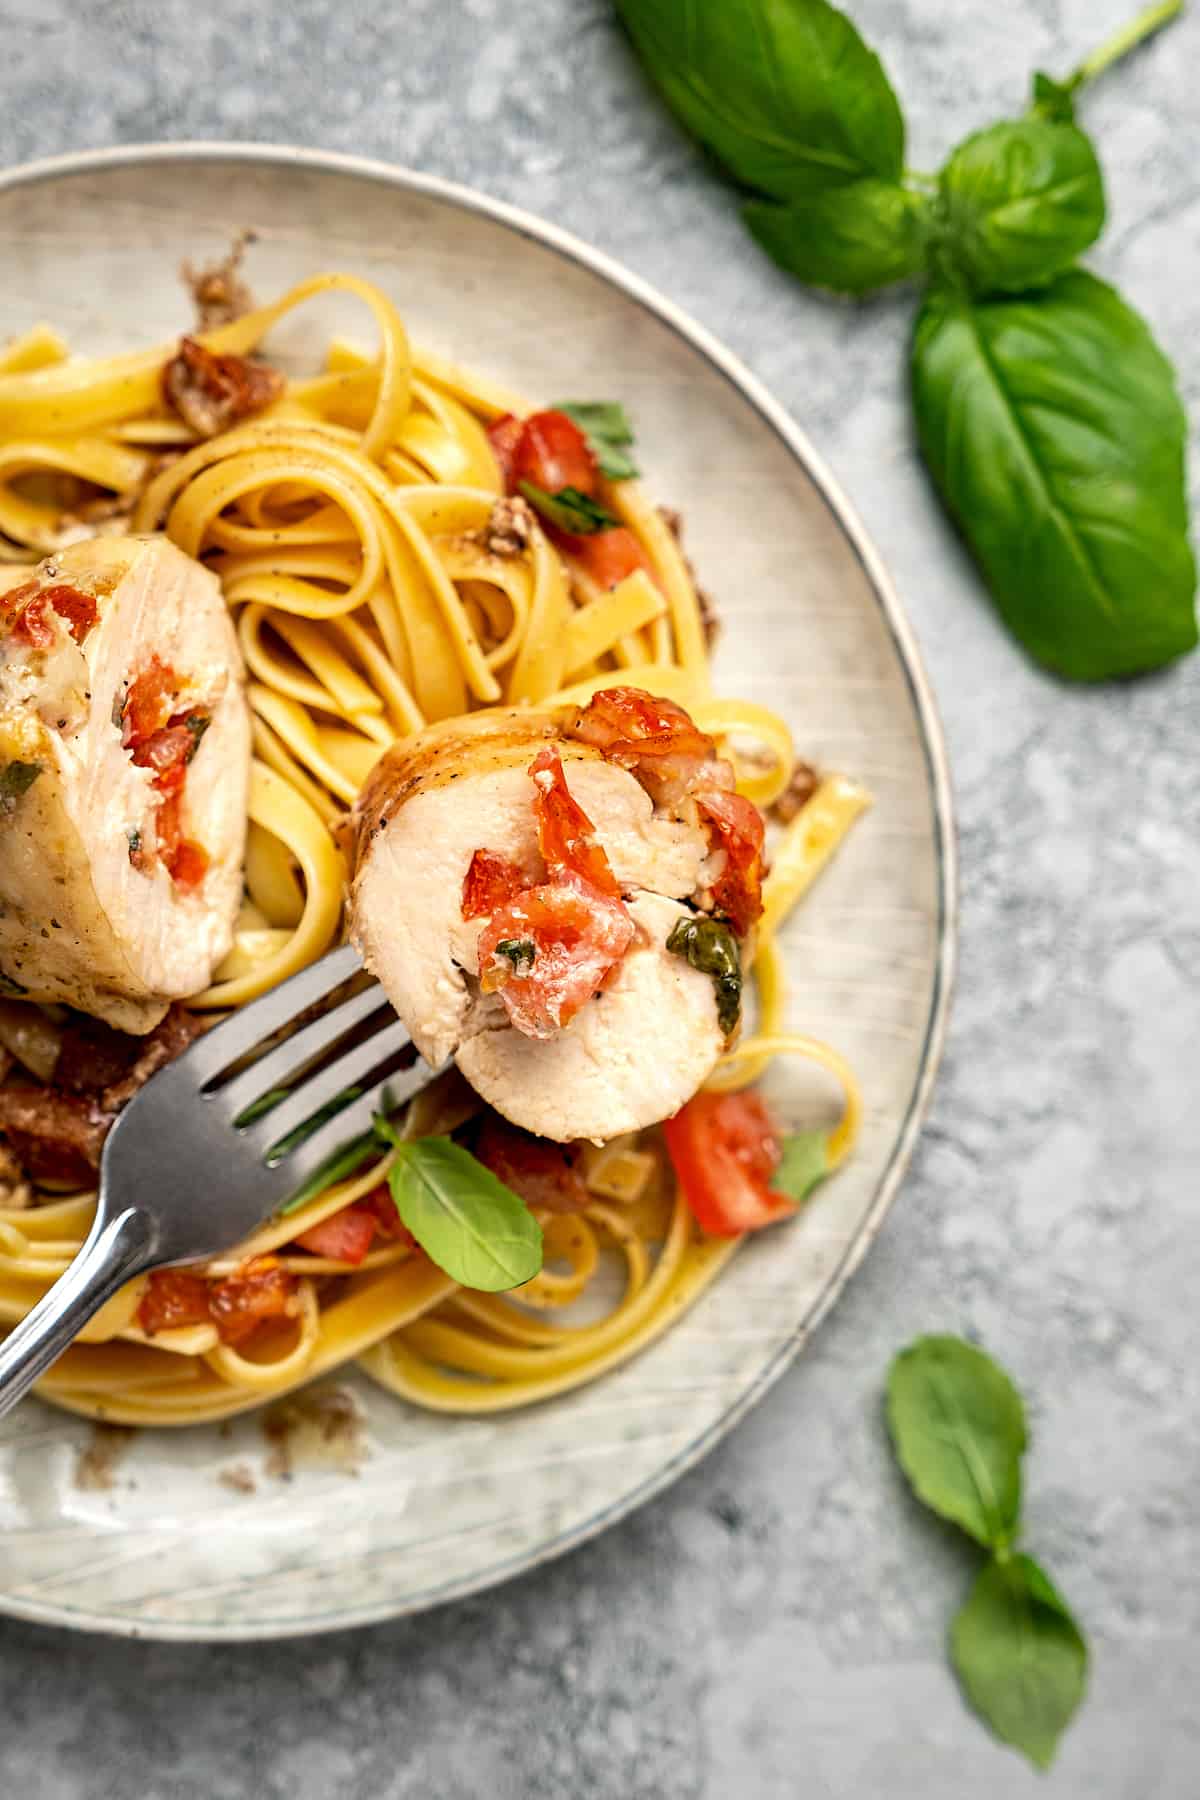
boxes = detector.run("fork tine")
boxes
[249,1018,414,1159]
[277,1054,442,1195]
[183,943,362,1082]
[216,981,386,1120]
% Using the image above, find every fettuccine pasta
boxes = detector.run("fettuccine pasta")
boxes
[0,270,868,1424]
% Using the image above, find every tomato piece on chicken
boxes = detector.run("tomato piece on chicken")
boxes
[472,747,634,1038]
[477,877,634,1039]
[663,1091,793,1237]
[529,746,622,898]
[569,684,721,805]
[695,788,766,937]
[461,848,529,920]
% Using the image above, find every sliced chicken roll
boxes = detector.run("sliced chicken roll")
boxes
[0,535,251,1032]
[349,698,754,1142]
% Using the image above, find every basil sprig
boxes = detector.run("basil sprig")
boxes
[552,401,640,480]
[518,481,621,536]
[887,1337,1088,1768]
[617,0,1195,680]
[375,1119,543,1291]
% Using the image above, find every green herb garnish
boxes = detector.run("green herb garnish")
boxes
[0,760,42,812]
[552,401,640,480]
[518,481,621,537]
[617,0,1195,679]
[493,937,536,978]
[770,1130,829,1206]
[127,827,142,862]
[665,914,742,1036]
[184,713,211,758]
[887,1336,1088,1767]
[374,1118,543,1291]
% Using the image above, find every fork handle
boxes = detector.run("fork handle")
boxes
[0,1208,155,1420]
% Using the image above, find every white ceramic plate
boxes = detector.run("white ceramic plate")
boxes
[0,145,955,1640]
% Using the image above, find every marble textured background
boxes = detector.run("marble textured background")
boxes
[0,1,1196,1794]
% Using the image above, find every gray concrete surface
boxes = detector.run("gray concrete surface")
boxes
[0,0,1197,1793]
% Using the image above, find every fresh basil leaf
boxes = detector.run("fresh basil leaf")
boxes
[938,119,1104,294]
[951,1554,1088,1769]
[387,1136,543,1291]
[518,481,621,536]
[278,1127,383,1216]
[886,1335,1026,1550]
[616,0,905,201]
[0,760,42,812]
[553,401,640,481]
[912,271,1197,679]
[1030,69,1076,123]
[745,180,928,295]
[771,1129,828,1203]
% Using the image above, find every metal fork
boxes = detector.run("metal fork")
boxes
[0,944,430,1419]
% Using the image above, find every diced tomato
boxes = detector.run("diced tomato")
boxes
[663,1091,792,1237]
[137,1269,212,1336]
[293,1202,377,1265]
[0,579,39,638]
[475,1115,589,1213]
[572,685,715,766]
[209,1257,300,1347]
[130,723,196,778]
[695,788,766,937]
[462,848,530,921]
[512,410,597,497]
[556,525,655,593]
[154,785,182,860]
[121,662,209,890]
[569,684,722,806]
[37,584,99,644]
[359,1182,417,1247]
[477,877,634,1038]
[4,580,98,649]
[164,838,210,891]
[122,656,180,749]
[529,747,621,898]
[486,413,526,490]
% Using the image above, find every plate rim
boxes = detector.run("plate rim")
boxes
[0,140,958,1641]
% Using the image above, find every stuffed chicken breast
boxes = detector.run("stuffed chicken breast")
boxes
[350,688,766,1142]
[0,535,251,1033]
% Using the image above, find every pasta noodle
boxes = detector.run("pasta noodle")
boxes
[0,274,869,1424]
